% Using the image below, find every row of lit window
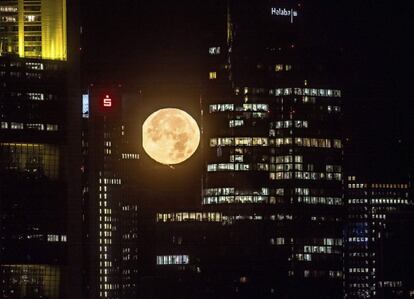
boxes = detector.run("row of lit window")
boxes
[270,87,341,97]
[348,198,409,205]
[207,163,251,172]
[156,255,189,265]
[275,64,292,72]
[297,196,342,206]
[26,234,67,242]
[210,137,342,148]
[231,86,341,98]
[24,15,41,22]
[156,212,221,223]
[295,253,312,261]
[209,136,265,146]
[229,119,244,127]
[303,246,337,254]
[99,178,122,185]
[371,198,408,204]
[271,120,309,130]
[0,6,17,12]
[379,281,402,288]
[348,237,369,243]
[1,16,16,22]
[156,213,292,223]
[99,261,112,267]
[348,252,370,258]
[302,270,342,278]
[272,155,302,163]
[0,122,58,131]
[348,183,367,189]
[348,283,371,289]
[98,215,113,223]
[25,62,44,70]
[209,103,269,113]
[2,71,42,79]
[371,183,409,189]
[204,187,270,196]
[99,208,112,215]
[28,92,45,100]
[348,182,409,189]
[349,268,373,273]
[271,163,340,173]
[99,223,112,230]
[293,138,342,148]
[121,205,138,211]
[47,234,66,242]
[270,171,342,181]
[203,195,269,204]
[121,153,139,159]
[207,163,342,179]
[204,196,288,205]
[99,231,112,238]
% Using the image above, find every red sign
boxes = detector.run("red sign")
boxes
[103,95,112,107]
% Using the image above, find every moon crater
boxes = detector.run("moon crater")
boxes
[142,108,200,165]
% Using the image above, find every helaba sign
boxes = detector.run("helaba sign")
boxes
[271,8,298,23]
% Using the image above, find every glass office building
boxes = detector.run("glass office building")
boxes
[200,0,343,297]
[0,0,68,297]
[345,176,413,299]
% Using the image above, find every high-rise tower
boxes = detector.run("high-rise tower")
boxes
[0,0,69,298]
[201,0,343,297]
[345,176,413,299]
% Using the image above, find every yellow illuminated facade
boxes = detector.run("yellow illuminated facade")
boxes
[0,0,66,60]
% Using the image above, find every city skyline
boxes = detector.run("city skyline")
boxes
[80,0,413,179]
[1,0,413,298]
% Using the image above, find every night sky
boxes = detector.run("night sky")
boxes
[81,0,413,180]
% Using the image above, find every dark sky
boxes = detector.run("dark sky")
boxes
[81,0,413,179]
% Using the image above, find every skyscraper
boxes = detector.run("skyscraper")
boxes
[0,0,69,298]
[81,87,142,299]
[345,176,413,299]
[200,0,343,297]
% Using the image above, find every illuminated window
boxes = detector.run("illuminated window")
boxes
[26,123,44,130]
[26,62,43,70]
[10,122,24,129]
[275,64,283,72]
[46,124,58,131]
[209,72,217,79]
[229,120,244,127]
[208,47,221,55]
[156,255,189,265]
[209,104,234,112]
[28,92,44,101]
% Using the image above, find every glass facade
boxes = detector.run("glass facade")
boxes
[0,1,67,297]
[345,177,412,299]
[199,0,343,297]
[0,0,67,60]
[0,264,61,299]
[0,142,59,179]
[82,87,143,299]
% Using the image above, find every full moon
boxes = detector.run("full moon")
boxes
[142,108,201,165]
